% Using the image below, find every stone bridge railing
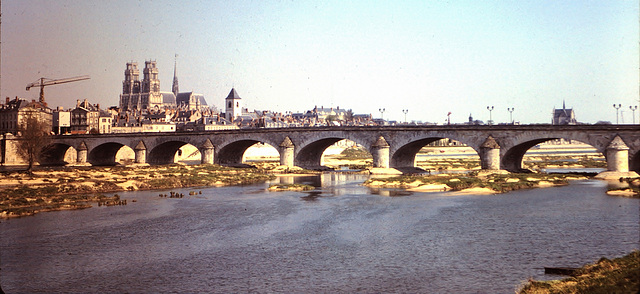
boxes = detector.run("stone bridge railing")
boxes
[2,125,639,174]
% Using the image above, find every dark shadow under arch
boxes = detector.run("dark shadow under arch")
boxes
[296,137,346,168]
[39,143,74,166]
[88,142,127,166]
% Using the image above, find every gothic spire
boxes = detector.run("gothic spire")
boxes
[172,54,179,96]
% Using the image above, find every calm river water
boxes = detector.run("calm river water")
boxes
[1,174,638,293]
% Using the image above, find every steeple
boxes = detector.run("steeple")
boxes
[172,54,179,96]
[225,88,242,121]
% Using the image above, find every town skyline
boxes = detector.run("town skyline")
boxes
[1,0,638,124]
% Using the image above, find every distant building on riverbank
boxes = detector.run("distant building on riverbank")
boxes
[552,101,577,125]
[0,97,52,135]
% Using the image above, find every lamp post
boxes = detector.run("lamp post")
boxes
[507,107,514,124]
[630,106,637,124]
[378,108,385,120]
[613,104,621,124]
[486,106,494,125]
[402,109,408,124]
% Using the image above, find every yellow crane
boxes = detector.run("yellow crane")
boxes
[26,75,90,106]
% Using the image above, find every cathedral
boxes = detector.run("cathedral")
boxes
[118,60,206,111]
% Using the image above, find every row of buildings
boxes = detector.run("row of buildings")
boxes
[0,59,580,136]
[0,60,376,135]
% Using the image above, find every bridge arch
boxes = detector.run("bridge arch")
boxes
[147,141,201,165]
[630,150,640,172]
[39,143,76,166]
[501,136,605,172]
[216,139,278,166]
[295,135,372,168]
[388,132,482,170]
[88,142,134,166]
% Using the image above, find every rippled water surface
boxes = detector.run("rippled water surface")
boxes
[1,174,638,293]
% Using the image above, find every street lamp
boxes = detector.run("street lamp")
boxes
[378,108,385,120]
[486,106,494,125]
[507,107,514,124]
[402,109,408,124]
[630,106,638,124]
[613,104,621,124]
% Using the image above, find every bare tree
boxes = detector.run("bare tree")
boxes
[16,111,52,173]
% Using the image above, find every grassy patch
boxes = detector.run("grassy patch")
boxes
[268,183,315,191]
[340,147,372,159]
[518,251,640,294]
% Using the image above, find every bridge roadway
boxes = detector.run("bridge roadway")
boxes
[5,124,640,173]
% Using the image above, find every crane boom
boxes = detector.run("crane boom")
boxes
[25,75,90,105]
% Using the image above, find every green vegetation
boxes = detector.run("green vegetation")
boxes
[524,156,606,169]
[340,146,373,159]
[519,251,639,294]
[268,183,315,191]
[364,172,582,193]
[606,177,640,198]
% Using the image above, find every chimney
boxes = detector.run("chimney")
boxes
[6,97,9,104]
[96,104,100,110]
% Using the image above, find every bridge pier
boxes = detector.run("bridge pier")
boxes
[134,141,147,164]
[279,137,295,167]
[76,142,88,164]
[480,136,500,170]
[371,136,390,168]
[200,139,214,164]
[606,135,629,172]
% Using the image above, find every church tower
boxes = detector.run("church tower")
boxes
[120,62,141,110]
[122,62,140,94]
[141,60,162,110]
[142,60,160,94]
[172,55,179,96]
[225,88,242,121]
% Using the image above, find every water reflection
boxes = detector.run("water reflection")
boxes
[368,188,413,197]
[300,191,323,202]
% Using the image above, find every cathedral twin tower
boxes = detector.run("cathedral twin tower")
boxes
[119,60,164,111]
[119,59,207,112]
[118,59,243,121]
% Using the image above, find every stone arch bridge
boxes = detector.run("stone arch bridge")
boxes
[4,125,640,173]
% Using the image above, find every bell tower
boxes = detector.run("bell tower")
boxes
[122,62,140,94]
[142,60,160,94]
[225,88,242,121]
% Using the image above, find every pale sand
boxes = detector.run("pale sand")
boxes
[450,187,497,195]
[407,184,450,192]
[606,189,637,197]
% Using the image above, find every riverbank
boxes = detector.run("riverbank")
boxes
[0,164,278,218]
[518,250,639,293]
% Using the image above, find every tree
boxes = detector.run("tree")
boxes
[325,114,338,126]
[16,111,52,173]
[345,109,354,123]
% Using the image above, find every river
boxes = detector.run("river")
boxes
[1,174,638,293]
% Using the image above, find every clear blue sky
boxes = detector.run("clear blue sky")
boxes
[1,0,638,124]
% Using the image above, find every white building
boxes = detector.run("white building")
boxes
[225,88,242,121]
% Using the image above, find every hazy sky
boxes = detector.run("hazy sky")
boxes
[1,0,638,124]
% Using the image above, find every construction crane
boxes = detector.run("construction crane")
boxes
[26,75,90,106]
